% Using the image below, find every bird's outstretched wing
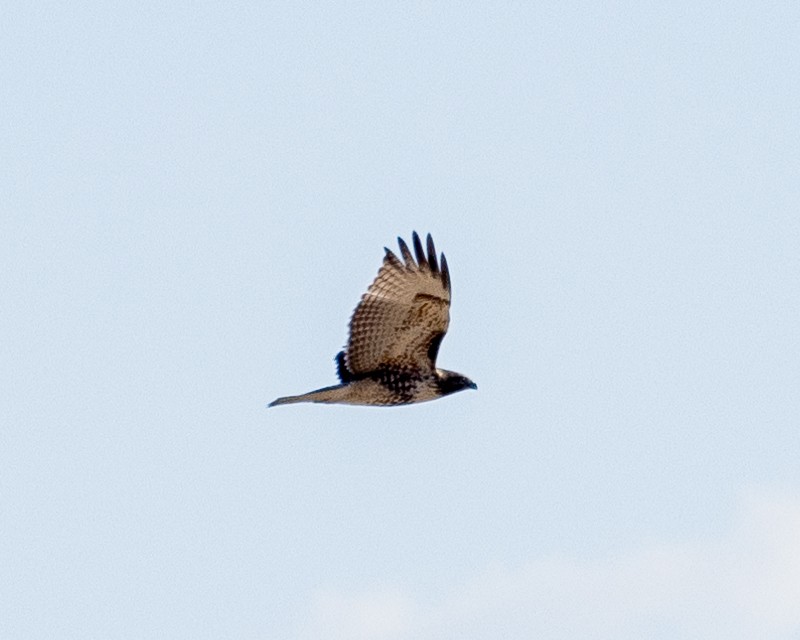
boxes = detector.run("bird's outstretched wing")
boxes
[343,232,451,376]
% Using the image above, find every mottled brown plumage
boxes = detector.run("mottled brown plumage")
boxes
[269,232,476,407]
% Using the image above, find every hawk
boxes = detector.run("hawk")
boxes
[269,232,476,407]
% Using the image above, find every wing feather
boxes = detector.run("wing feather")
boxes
[426,233,439,273]
[346,232,451,374]
[412,232,428,270]
[440,253,450,292]
[397,236,416,268]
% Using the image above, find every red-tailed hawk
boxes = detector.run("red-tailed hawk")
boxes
[269,232,476,407]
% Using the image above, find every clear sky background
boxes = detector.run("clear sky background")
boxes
[2,2,799,639]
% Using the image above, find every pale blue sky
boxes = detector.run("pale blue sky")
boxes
[2,2,799,639]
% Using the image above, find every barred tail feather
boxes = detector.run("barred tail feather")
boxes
[268,384,351,407]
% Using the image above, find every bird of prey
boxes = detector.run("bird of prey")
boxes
[269,232,476,407]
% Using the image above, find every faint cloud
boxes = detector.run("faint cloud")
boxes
[301,488,800,640]
[302,587,413,640]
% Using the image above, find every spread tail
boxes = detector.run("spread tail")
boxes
[268,384,350,407]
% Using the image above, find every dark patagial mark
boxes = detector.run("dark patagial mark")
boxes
[335,350,353,383]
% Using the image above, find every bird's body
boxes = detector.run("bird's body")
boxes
[269,232,476,407]
[267,370,447,407]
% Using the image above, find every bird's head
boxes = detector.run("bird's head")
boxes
[435,369,478,396]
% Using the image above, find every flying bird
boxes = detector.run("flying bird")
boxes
[269,232,476,407]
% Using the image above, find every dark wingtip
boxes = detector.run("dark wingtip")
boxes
[440,252,451,292]
[385,250,404,270]
[412,231,428,269]
[426,233,439,273]
[397,236,415,267]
